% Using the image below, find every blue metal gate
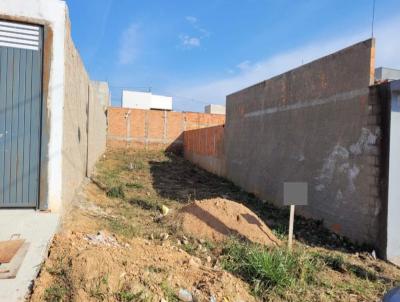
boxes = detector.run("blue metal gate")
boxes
[0,20,43,208]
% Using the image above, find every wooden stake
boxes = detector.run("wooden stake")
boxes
[288,205,295,251]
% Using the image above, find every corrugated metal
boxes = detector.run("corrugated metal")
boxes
[0,22,43,208]
[0,20,40,51]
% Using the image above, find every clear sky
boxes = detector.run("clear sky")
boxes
[65,0,400,112]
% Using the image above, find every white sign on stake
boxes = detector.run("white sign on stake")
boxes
[283,182,308,250]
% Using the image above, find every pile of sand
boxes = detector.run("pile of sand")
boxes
[178,198,281,246]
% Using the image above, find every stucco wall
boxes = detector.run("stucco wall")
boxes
[107,108,225,152]
[225,39,382,247]
[184,125,226,176]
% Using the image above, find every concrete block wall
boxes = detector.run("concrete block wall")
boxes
[62,17,90,206]
[107,108,225,152]
[183,125,226,176]
[62,18,109,208]
[223,39,385,248]
[87,81,108,174]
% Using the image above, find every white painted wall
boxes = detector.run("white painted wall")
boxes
[122,90,172,110]
[205,104,226,114]
[387,86,400,266]
[122,90,152,110]
[151,94,172,110]
[0,0,67,211]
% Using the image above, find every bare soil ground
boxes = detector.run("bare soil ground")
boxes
[177,198,280,246]
[29,149,400,302]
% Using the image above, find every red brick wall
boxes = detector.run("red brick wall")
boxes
[184,125,225,157]
[183,125,226,176]
[107,107,225,152]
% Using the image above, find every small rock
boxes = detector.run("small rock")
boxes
[178,289,193,302]
[206,256,212,263]
[177,239,182,246]
[160,233,169,240]
[150,233,155,240]
[188,257,201,268]
[210,295,217,302]
[154,214,164,222]
[371,250,377,260]
[161,205,170,216]
[349,294,358,302]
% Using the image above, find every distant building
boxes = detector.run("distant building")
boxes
[122,90,172,111]
[375,67,400,81]
[204,104,226,115]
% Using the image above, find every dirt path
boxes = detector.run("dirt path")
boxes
[29,150,400,302]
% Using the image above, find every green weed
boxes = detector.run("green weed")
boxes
[126,182,144,189]
[316,253,345,272]
[221,240,319,297]
[44,284,67,302]
[129,198,160,211]
[161,281,179,302]
[114,290,143,302]
[89,274,109,300]
[107,186,125,199]
[107,217,138,238]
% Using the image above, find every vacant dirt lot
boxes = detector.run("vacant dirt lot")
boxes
[29,149,400,301]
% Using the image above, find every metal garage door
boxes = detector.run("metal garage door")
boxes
[0,20,43,208]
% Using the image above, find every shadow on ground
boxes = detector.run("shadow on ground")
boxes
[150,152,371,253]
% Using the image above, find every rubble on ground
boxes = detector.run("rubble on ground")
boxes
[84,231,121,247]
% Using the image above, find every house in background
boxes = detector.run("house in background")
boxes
[122,90,173,111]
[375,67,400,81]
[205,104,226,115]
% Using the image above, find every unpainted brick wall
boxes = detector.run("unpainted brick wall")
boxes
[107,108,225,152]
[184,125,225,157]
[183,125,226,176]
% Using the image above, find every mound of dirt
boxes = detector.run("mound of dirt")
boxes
[30,231,257,302]
[178,198,281,246]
